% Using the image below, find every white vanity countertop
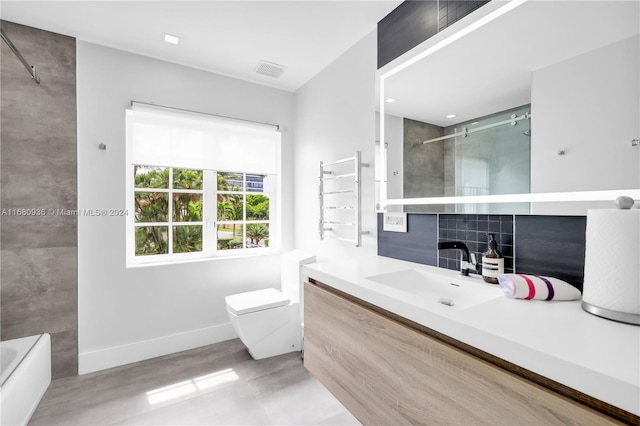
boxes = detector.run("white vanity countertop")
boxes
[303,256,640,416]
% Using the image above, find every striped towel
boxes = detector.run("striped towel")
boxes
[497,274,582,301]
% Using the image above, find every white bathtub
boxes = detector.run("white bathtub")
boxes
[0,334,51,426]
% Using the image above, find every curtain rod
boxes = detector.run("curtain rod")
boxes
[130,100,279,131]
[0,28,40,84]
[412,112,531,148]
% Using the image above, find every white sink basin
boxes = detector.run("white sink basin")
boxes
[365,268,503,309]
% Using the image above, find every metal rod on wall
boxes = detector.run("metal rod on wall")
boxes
[413,112,531,148]
[0,28,40,84]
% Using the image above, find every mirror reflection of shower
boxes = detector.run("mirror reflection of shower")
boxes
[403,105,531,214]
[454,105,531,214]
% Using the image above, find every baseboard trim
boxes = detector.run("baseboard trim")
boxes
[79,322,237,375]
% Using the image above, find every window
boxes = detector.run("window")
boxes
[126,103,280,265]
[217,172,272,250]
[134,166,204,256]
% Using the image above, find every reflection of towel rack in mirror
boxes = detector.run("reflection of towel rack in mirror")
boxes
[319,151,369,246]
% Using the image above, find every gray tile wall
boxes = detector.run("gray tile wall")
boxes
[1,20,78,379]
[403,118,450,213]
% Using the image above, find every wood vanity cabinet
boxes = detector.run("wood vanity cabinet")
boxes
[304,281,623,425]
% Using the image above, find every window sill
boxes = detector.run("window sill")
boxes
[126,249,281,269]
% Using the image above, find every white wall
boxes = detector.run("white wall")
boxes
[77,42,295,373]
[531,35,639,214]
[292,31,378,260]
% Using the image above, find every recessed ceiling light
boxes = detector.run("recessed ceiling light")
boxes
[446,114,457,119]
[385,97,397,103]
[163,33,180,45]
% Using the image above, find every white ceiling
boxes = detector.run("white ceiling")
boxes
[1,0,402,92]
[383,0,640,127]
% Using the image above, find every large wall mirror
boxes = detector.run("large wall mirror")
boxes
[376,0,640,215]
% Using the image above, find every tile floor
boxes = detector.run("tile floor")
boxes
[30,339,360,425]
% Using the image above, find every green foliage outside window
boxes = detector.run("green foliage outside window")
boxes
[173,168,203,190]
[134,167,271,255]
[134,166,203,256]
[246,223,269,246]
[217,224,244,250]
[135,192,169,222]
[217,172,242,191]
[173,225,203,253]
[247,194,269,220]
[135,226,168,255]
[217,172,270,250]
[173,194,203,222]
[134,166,169,188]
[217,193,243,221]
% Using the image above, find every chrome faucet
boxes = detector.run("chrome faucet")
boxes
[437,241,479,276]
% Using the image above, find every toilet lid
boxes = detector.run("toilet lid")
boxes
[225,288,290,315]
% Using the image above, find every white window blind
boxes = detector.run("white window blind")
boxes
[126,103,280,174]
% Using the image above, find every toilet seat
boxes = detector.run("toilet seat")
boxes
[225,288,290,315]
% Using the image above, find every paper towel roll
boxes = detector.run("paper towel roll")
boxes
[583,209,640,323]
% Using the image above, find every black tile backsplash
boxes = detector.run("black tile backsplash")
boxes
[514,215,587,291]
[377,213,438,266]
[378,213,587,292]
[438,214,514,275]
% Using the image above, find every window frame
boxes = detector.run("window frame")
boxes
[127,166,279,266]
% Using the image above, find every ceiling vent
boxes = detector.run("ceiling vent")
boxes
[254,60,288,78]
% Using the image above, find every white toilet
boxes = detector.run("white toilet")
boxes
[225,250,315,360]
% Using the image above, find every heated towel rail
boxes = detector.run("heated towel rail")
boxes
[319,151,369,246]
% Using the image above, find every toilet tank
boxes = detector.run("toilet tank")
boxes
[280,250,315,304]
